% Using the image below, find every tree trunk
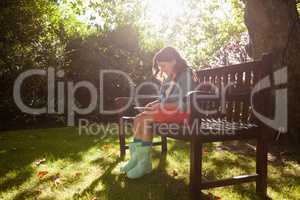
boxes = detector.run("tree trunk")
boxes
[244,0,300,146]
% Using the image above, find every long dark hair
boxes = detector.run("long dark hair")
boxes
[153,46,190,81]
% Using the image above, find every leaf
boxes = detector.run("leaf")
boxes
[54,177,62,187]
[34,158,46,166]
[102,144,112,150]
[75,172,82,178]
[171,169,178,177]
[207,192,214,200]
[52,173,62,187]
[37,171,48,178]
[90,197,97,200]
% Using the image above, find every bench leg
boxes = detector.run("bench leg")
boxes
[119,118,126,159]
[190,139,202,200]
[256,135,268,199]
[161,136,167,153]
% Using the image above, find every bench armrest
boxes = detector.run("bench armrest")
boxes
[183,90,220,102]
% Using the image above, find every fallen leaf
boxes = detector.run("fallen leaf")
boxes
[102,144,112,150]
[171,169,178,177]
[93,139,99,143]
[51,173,60,180]
[90,197,97,200]
[35,158,46,166]
[75,172,82,178]
[54,177,62,187]
[52,173,62,187]
[215,196,222,200]
[35,189,42,195]
[37,171,48,178]
[207,192,213,200]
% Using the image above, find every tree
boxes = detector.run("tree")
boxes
[244,0,300,145]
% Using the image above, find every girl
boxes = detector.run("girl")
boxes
[121,46,197,179]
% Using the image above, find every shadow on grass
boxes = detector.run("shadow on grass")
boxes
[204,140,300,200]
[75,151,221,200]
[0,127,118,196]
[1,128,300,200]
[0,168,33,193]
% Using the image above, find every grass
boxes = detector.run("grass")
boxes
[0,125,300,200]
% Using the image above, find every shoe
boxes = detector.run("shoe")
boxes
[127,145,152,179]
[120,142,141,173]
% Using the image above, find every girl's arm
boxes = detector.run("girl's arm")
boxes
[145,99,160,108]
[145,102,179,111]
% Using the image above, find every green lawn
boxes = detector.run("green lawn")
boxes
[0,126,299,200]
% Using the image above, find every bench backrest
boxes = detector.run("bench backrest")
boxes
[193,54,274,125]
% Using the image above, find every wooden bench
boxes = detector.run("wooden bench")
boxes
[115,54,274,200]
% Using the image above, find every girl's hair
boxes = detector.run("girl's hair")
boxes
[153,46,190,81]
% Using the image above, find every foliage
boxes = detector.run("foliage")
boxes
[0,0,248,130]
[58,0,247,67]
[212,32,250,67]
[65,25,158,114]
[135,0,247,67]
[0,0,66,129]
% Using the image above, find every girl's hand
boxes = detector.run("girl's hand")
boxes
[145,100,159,109]
[143,103,160,115]
[144,102,161,112]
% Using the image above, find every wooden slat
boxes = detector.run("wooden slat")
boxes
[122,116,135,119]
[227,101,234,122]
[197,61,260,76]
[201,174,259,189]
[233,101,241,122]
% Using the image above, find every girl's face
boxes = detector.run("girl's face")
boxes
[157,59,176,77]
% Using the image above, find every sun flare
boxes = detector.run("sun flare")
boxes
[145,0,184,24]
